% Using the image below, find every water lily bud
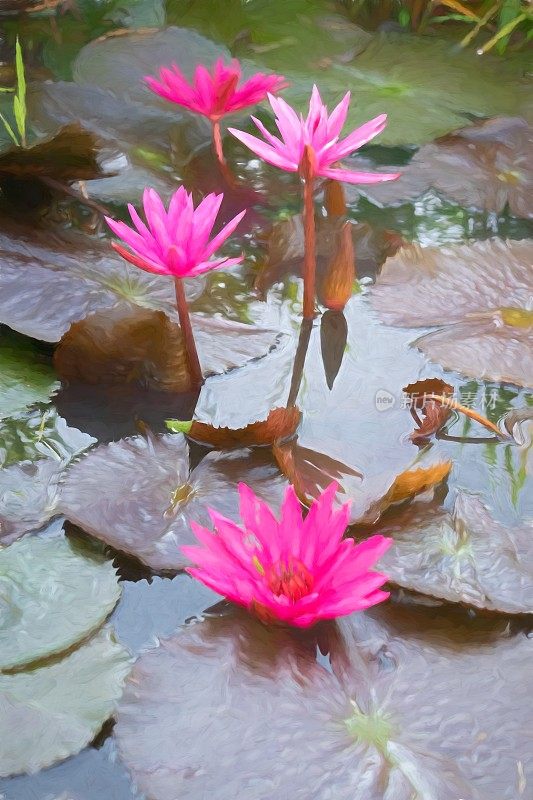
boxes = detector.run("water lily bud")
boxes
[320,221,355,311]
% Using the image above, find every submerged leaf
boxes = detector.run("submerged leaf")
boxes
[0,524,121,670]
[0,410,95,544]
[0,627,131,778]
[377,492,533,613]
[0,331,58,419]
[60,433,288,572]
[114,603,532,799]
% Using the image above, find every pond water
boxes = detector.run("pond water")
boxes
[0,2,532,799]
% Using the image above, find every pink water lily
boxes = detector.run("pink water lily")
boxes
[146,58,286,168]
[105,186,246,389]
[182,482,392,628]
[105,186,245,278]
[228,85,400,184]
[229,86,399,319]
[146,58,286,123]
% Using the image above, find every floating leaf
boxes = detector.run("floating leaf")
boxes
[0,627,131,778]
[0,524,121,670]
[0,409,95,544]
[347,116,533,215]
[370,239,533,386]
[114,603,532,800]
[0,331,58,419]
[358,116,533,216]
[371,239,532,326]
[60,433,288,572]
[415,318,533,388]
[167,407,301,448]
[377,492,533,613]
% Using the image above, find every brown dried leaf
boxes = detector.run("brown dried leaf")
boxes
[383,461,452,507]
[403,378,454,442]
[178,407,301,449]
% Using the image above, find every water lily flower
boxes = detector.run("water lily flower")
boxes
[182,482,392,628]
[229,86,399,318]
[145,58,286,167]
[105,186,246,388]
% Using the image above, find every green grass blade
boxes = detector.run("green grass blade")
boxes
[14,37,26,145]
[0,109,20,146]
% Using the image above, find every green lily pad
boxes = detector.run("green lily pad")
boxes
[0,524,121,670]
[0,409,95,545]
[0,626,131,777]
[370,238,533,386]
[167,0,371,73]
[0,332,58,419]
[114,603,532,799]
[281,34,531,146]
[377,492,533,613]
[60,432,288,572]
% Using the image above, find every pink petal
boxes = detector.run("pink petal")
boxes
[110,242,167,275]
[237,482,281,565]
[228,127,297,171]
[166,186,190,233]
[201,209,246,260]
[327,91,350,140]
[327,113,389,160]
[188,255,243,277]
[142,188,172,250]
[126,203,152,240]
[319,167,401,184]
[277,485,304,556]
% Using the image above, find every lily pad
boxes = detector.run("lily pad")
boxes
[370,239,533,386]
[0,524,121,670]
[0,626,131,778]
[0,219,199,343]
[167,0,371,73]
[376,492,533,613]
[353,116,533,216]
[273,33,531,146]
[414,317,533,388]
[0,331,58,419]
[114,603,532,799]
[60,432,288,571]
[0,409,95,544]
